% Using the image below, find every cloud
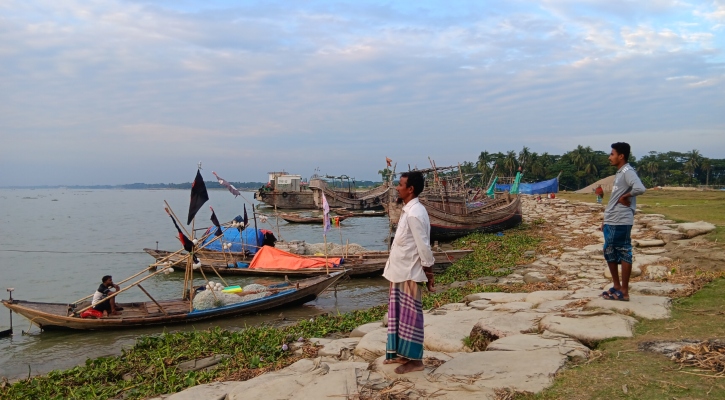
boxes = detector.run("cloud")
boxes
[1,0,724,185]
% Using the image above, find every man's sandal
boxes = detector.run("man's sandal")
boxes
[606,290,629,301]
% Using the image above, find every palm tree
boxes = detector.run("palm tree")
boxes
[569,145,587,171]
[504,150,518,177]
[518,146,531,170]
[644,161,659,185]
[701,158,712,186]
[683,149,701,184]
[477,151,493,178]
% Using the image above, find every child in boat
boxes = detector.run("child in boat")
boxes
[92,275,123,316]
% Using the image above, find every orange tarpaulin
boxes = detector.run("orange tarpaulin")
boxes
[248,246,343,270]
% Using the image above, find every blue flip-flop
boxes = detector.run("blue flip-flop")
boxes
[607,289,630,301]
[601,287,617,299]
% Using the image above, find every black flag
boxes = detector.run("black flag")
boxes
[187,170,209,224]
[243,204,249,231]
[210,206,223,237]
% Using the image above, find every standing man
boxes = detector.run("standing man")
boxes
[600,142,645,301]
[383,171,435,374]
[595,184,604,204]
[92,275,123,316]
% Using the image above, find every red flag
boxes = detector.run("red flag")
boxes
[187,170,209,224]
[386,157,392,167]
[210,206,223,237]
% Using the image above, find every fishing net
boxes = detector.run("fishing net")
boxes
[304,242,368,255]
[192,284,270,311]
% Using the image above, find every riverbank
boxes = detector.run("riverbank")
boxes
[2,196,723,399]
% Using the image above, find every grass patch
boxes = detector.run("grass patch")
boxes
[558,190,725,243]
[517,278,725,400]
[2,228,543,399]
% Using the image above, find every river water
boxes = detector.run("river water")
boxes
[0,189,392,380]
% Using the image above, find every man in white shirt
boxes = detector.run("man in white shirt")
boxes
[382,171,435,374]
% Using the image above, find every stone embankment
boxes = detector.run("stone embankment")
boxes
[153,197,717,400]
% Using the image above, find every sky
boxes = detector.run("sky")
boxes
[1,0,724,186]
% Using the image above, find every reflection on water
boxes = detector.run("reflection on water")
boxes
[0,189,391,379]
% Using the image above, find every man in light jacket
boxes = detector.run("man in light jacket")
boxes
[600,142,646,301]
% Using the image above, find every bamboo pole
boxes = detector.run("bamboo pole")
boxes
[323,234,329,275]
[137,284,168,315]
[196,265,219,302]
[164,200,191,238]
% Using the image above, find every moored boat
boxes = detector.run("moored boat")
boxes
[143,247,473,277]
[1,271,345,331]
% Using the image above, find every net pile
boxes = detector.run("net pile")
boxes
[304,242,368,255]
[192,284,270,311]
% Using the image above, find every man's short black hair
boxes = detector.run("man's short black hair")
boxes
[400,171,425,197]
[102,275,112,283]
[611,142,631,162]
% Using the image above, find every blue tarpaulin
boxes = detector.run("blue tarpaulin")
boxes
[496,177,558,195]
[201,227,265,254]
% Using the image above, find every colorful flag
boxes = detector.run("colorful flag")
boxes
[321,192,331,235]
[386,157,392,167]
[187,170,209,224]
[209,206,223,237]
[333,217,340,227]
[212,171,241,197]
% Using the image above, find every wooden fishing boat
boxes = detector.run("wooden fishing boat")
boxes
[384,164,522,240]
[143,248,473,277]
[308,177,394,210]
[278,213,351,224]
[1,271,346,331]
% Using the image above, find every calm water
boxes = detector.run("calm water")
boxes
[0,189,391,380]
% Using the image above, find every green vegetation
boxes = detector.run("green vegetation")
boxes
[455,146,725,192]
[441,227,541,284]
[1,227,541,399]
[518,278,725,400]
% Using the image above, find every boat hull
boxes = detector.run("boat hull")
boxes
[255,190,316,209]
[385,195,523,240]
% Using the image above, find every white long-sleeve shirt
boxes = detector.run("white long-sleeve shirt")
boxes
[383,197,435,283]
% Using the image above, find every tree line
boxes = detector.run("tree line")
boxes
[379,146,725,191]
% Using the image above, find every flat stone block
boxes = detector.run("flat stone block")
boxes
[464,292,528,304]
[539,313,637,346]
[431,349,567,393]
[586,296,671,319]
[525,290,573,305]
[350,322,382,338]
[635,239,665,248]
[487,302,534,312]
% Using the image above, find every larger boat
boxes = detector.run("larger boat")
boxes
[384,164,522,240]
[308,175,394,210]
[254,171,316,209]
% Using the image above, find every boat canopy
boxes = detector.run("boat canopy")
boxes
[249,246,343,270]
[496,177,558,195]
[201,227,267,254]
